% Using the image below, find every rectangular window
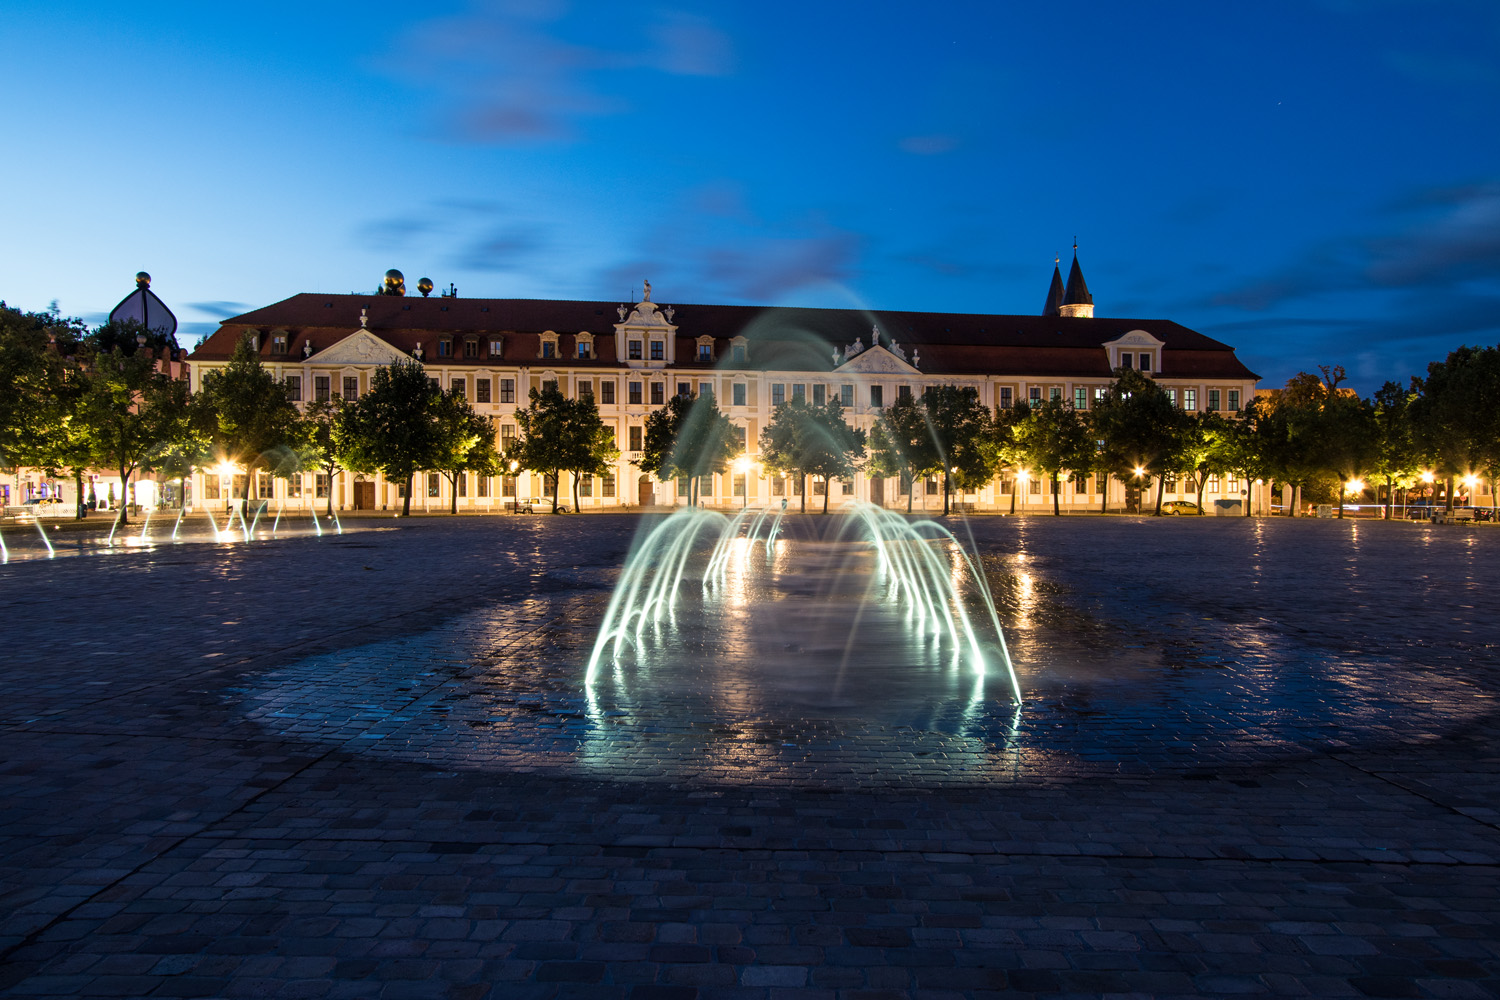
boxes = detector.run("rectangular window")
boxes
[732,344,746,363]
[342,376,358,401]
[733,474,746,497]
[314,375,330,402]
[578,341,591,359]
[651,383,665,405]
[629,340,642,360]
[791,384,805,402]
[1074,387,1086,410]
[257,473,273,500]
[1075,476,1088,494]
[579,475,593,498]
[698,381,712,400]
[541,341,555,359]
[678,477,689,497]
[489,338,503,357]
[869,385,884,407]
[629,426,643,451]
[678,382,692,399]
[284,376,302,402]
[478,476,491,497]
[1227,475,1240,493]
[897,385,911,403]
[457,474,467,498]
[501,475,516,497]
[926,477,938,495]
[1229,389,1241,411]
[451,378,466,397]
[732,383,746,406]
[1120,353,1133,369]
[500,379,515,403]
[438,340,452,358]
[1166,388,1177,406]
[840,384,854,407]
[1164,474,1177,494]
[650,341,664,360]
[1139,354,1152,374]
[1029,477,1042,495]
[813,384,826,406]
[772,478,784,496]
[428,472,441,497]
[813,479,826,496]
[697,344,712,361]
[271,335,287,355]
[699,474,712,497]
[1095,474,1104,494]
[1050,387,1062,402]
[204,477,221,499]
[542,379,557,393]
[579,381,593,401]
[1000,478,1013,496]
[287,475,303,498]
[842,480,853,495]
[463,340,477,359]
[600,380,615,404]
[629,381,642,405]
[1208,475,1220,492]
[1208,389,1220,412]
[315,474,329,499]
[772,383,785,406]
[602,471,616,498]
[501,425,516,452]
[1029,387,1042,404]
[1000,386,1013,409]
[476,378,491,403]
[1095,386,1106,403]
[1184,389,1196,410]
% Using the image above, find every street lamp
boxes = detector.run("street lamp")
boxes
[733,454,753,508]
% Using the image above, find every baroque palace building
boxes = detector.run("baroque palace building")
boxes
[186,254,1261,513]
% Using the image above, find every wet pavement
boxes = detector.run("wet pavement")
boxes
[1,513,1497,999]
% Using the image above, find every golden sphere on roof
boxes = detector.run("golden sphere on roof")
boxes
[135,271,151,288]
[383,269,406,296]
[417,277,434,297]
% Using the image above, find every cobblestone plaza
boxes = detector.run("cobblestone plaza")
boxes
[1,514,1497,998]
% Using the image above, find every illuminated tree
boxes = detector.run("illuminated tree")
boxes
[640,393,741,506]
[868,395,937,513]
[337,360,442,517]
[195,333,303,508]
[759,397,865,513]
[431,388,501,514]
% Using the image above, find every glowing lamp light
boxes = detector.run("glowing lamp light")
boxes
[1463,474,1479,488]
[1420,470,1435,483]
[1346,479,1364,494]
[1016,469,1031,481]
[733,455,752,474]
[1133,465,1146,478]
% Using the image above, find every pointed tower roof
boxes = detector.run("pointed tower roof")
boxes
[1042,256,1065,317]
[1062,245,1092,307]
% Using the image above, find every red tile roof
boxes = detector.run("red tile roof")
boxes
[189,293,1259,381]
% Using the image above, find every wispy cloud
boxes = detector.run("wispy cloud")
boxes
[188,300,255,319]
[384,2,735,143]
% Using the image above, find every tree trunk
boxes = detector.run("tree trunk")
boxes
[942,470,950,516]
[1101,474,1108,514]
[1010,481,1018,515]
[822,479,830,514]
[906,472,914,513]
[799,474,806,513]
[552,470,561,513]
[572,471,580,514]
[1384,477,1393,520]
[74,469,86,520]
[1153,475,1164,515]
[1052,473,1060,515]
[450,473,459,514]
[402,472,413,516]
[1196,476,1207,515]
[1445,476,1454,511]
[117,467,131,525]
[326,468,336,518]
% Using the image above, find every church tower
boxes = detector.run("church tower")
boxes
[1041,256,1065,317]
[1058,244,1094,318]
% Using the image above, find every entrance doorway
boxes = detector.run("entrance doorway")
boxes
[354,481,375,510]
[637,475,655,507]
[868,476,885,507]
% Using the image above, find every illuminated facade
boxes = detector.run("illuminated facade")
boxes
[186,262,1262,513]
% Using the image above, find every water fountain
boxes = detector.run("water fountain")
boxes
[585,500,1022,728]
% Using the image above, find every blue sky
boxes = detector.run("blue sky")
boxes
[3,0,1497,392]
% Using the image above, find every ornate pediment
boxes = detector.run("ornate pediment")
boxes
[1103,328,1165,350]
[836,346,921,375]
[305,330,410,366]
[616,300,676,330]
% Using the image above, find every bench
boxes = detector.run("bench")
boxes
[952,502,977,514]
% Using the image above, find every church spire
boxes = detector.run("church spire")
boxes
[1059,241,1094,318]
[1042,254,1065,317]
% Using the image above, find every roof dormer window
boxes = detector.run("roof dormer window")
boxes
[538,330,560,360]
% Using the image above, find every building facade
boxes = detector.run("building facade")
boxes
[186,259,1263,513]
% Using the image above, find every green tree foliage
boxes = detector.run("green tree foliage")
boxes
[758,398,866,513]
[1010,398,1093,516]
[639,393,741,506]
[507,382,571,513]
[430,389,501,514]
[336,360,442,516]
[1369,380,1423,519]
[1206,406,1270,516]
[0,304,90,514]
[76,323,194,526]
[919,385,996,516]
[195,333,304,505]
[559,398,619,514]
[868,394,938,513]
[303,398,347,517]
[1177,412,1231,514]
[1091,368,1184,515]
[1412,345,1500,510]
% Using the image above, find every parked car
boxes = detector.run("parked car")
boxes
[1161,500,1204,515]
[523,497,570,513]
